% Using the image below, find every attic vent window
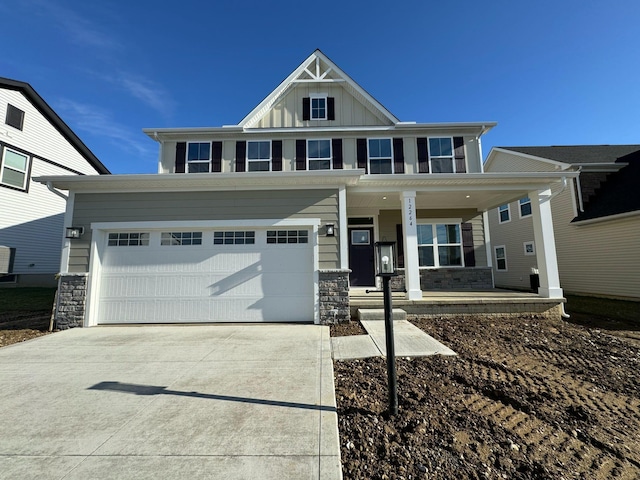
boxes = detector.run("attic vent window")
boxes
[5,104,24,131]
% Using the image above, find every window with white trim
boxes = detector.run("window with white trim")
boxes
[428,137,454,173]
[311,96,327,120]
[108,232,150,247]
[187,142,211,173]
[524,241,535,256]
[519,196,532,218]
[368,138,393,174]
[417,223,463,267]
[307,139,331,170]
[498,204,511,223]
[495,246,507,271]
[214,231,255,245]
[0,147,30,190]
[161,232,202,246]
[247,141,271,171]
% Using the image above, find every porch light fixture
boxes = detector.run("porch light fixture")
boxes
[65,226,84,239]
[325,223,335,237]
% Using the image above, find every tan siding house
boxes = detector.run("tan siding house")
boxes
[486,146,640,301]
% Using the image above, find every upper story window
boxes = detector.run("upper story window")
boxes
[428,137,454,173]
[187,142,211,173]
[519,197,532,218]
[417,223,463,268]
[5,104,24,131]
[311,96,326,120]
[368,138,393,174]
[498,204,511,223]
[307,139,331,170]
[247,141,271,171]
[0,146,30,190]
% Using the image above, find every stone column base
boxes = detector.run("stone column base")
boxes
[318,269,351,324]
[55,274,88,329]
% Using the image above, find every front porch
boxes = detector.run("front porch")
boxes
[349,288,565,320]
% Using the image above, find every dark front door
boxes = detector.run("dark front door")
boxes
[349,227,375,286]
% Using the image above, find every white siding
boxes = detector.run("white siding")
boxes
[0,87,103,279]
[486,150,562,173]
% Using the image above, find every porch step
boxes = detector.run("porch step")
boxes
[357,308,407,321]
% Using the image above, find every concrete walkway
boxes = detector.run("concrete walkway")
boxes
[0,325,341,480]
[331,320,456,360]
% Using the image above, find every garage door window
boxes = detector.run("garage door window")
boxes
[108,232,150,246]
[267,230,308,244]
[214,231,255,245]
[161,232,202,246]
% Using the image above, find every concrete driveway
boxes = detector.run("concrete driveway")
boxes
[0,325,341,480]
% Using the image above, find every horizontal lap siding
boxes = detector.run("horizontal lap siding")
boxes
[69,189,339,272]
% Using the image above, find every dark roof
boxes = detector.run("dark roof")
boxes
[499,145,640,165]
[0,77,110,174]
[573,150,640,222]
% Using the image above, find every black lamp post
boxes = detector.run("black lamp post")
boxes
[374,241,398,416]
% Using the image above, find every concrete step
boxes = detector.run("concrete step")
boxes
[357,308,407,321]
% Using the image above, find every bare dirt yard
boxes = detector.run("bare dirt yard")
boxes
[332,306,640,479]
[0,288,55,348]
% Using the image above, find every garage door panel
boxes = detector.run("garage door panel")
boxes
[96,228,315,324]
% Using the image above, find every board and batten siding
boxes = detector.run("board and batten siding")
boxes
[68,189,340,273]
[256,84,392,129]
[0,89,101,175]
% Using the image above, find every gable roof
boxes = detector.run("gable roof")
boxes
[0,77,110,174]
[498,145,640,166]
[238,49,400,128]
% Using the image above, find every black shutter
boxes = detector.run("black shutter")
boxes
[272,140,283,171]
[454,137,466,173]
[327,97,335,120]
[332,138,343,169]
[396,224,405,268]
[211,141,222,172]
[417,138,429,173]
[357,138,368,172]
[393,138,405,174]
[235,141,246,172]
[462,222,475,267]
[175,142,186,173]
[302,97,310,121]
[296,139,306,170]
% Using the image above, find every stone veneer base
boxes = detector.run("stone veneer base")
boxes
[318,269,351,324]
[55,274,88,330]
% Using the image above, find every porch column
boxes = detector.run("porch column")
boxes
[338,186,349,269]
[400,191,423,300]
[530,189,563,298]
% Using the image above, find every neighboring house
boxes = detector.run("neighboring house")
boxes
[38,50,574,328]
[0,77,109,287]
[486,145,640,301]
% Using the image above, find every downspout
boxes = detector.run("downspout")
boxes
[46,181,68,200]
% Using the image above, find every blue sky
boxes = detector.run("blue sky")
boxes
[2,0,639,174]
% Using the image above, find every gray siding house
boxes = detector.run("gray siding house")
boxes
[39,51,573,328]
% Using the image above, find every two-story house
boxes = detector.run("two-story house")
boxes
[38,50,575,328]
[0,77,109,287]
[486,145,640,301]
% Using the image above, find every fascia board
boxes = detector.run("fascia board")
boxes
[34,170,365,192]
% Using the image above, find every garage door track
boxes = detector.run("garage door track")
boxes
[0,325,341,479]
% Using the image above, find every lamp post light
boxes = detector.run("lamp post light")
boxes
[374,241,398,416]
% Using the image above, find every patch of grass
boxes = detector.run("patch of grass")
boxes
[0,287,56,313]
[565,294,640,323]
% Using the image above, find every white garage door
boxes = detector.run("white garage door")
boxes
[95,228,314,324]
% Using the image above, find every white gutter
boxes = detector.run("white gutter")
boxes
[46,181,68,200]
[575,167,584,212]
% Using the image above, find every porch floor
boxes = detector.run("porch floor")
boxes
[349,288,565,320]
